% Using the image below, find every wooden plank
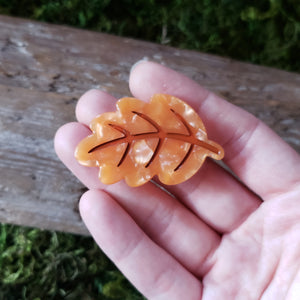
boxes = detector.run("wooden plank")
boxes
[0,15,299,235]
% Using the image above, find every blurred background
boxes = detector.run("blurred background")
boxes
[0,0,299,299]
[1,0,299,71]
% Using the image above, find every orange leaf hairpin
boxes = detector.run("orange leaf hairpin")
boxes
[75,94,224,187]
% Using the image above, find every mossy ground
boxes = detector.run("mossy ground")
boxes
[1,0,299,71]
[0,0,299,299]
[0,225,144,299]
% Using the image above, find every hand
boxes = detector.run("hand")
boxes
[54,61,300,300]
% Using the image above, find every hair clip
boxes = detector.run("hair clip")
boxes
[75,94,224,187]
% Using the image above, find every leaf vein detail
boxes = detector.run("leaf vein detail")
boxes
[88,110,220,168]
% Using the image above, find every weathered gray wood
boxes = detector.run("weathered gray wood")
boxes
[0,15,299,235]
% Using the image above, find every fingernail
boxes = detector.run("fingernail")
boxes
[130,58,149,74]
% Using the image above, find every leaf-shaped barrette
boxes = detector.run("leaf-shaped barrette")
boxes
[75,94,224,187]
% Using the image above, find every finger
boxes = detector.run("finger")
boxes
[54,122,101,189]
[129,61,300,199]
[75,89,116,125]
[74,89,261,232]
[166,160,260,232]
[54,122,220,277]
[80,189,202,300]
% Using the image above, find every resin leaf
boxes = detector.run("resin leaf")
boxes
[75,94,224,187]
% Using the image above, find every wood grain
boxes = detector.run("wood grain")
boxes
[0,15,299,235]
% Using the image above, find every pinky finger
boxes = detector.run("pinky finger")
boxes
[79,189,202,300]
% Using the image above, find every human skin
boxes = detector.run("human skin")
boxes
[54,61,300,300]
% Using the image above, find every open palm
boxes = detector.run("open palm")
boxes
[55,61,300,299]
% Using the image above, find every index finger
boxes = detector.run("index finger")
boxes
[129,61,300,199]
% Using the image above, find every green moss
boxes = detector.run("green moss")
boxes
[0,0,299,71]
[0,225,144,299]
